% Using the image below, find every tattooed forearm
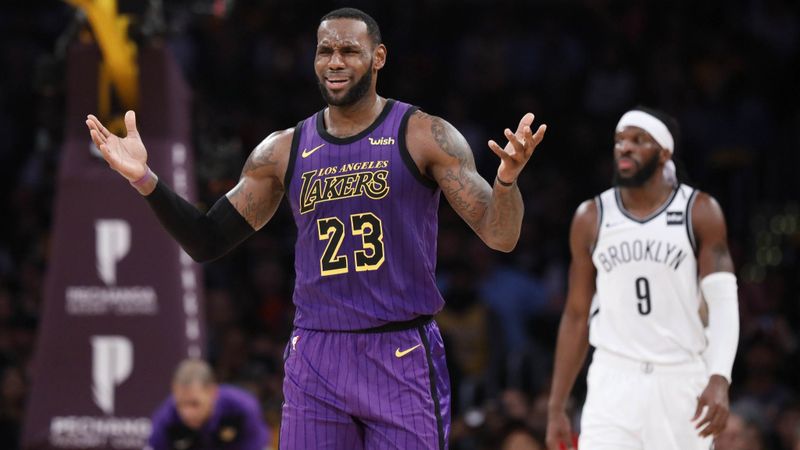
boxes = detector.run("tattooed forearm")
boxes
[440,169,490,228]
[484,183,523,244]
[423,111,522,249]
[228,178,281,229]
[228,180,261,227]
[229,143,283,229]
[241,191,263,227]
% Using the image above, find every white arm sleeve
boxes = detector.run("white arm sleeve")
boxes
[700,272,739,383]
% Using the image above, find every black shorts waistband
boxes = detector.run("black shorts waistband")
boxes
[352,315,433,333]
[350,316,433,333]
[295,315,434,334]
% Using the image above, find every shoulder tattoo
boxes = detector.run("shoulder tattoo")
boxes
[243,141,279,174]
[428,115,474,169]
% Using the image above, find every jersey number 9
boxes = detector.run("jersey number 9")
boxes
[635,277,652,315]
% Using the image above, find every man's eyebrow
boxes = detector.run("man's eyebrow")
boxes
[317,39,362,48]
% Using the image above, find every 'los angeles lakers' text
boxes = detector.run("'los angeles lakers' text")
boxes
[299,160,390,214]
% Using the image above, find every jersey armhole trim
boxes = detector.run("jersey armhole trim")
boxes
[283,120,304,190]
[686,188,699,255]
[399,106,438,189]
[590,195,603,256]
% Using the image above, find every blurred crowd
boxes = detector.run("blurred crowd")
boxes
[1,1,799,449]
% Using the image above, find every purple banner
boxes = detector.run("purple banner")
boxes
[22,44,204,449]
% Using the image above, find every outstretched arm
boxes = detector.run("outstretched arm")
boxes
[545,199,597,450]
[406,111,546,252]
[85,111,291,262]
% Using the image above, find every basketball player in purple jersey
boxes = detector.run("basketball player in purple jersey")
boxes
[85,8,546,449]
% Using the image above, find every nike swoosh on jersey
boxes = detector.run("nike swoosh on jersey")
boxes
[395,344,421,358]
[301,143,326,158]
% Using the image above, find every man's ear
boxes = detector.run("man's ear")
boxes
[660,148,671,164]
[373,44,387,70]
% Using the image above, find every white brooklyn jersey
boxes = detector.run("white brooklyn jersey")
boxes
[589,184,704,364]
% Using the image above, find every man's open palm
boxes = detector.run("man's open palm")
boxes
[86,110,148,182]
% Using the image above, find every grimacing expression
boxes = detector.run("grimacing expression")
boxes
[612,127,665,187]
[173,382,217,430]
[315,18,384,107]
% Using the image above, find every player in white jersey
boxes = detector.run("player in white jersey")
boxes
[545,107,740,450]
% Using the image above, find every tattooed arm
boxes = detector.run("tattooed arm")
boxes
[226,129,293,230]
[406,110,546,252]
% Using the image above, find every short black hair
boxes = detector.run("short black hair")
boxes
[320,8,382,46]
[631,105,681,154]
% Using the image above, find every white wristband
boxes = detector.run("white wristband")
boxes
[700,272,739,383]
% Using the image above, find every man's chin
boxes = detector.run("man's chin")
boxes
[184,421,203,430]
[320,89,347,106]
[617,172,635,181]
[327,93,349,105]
[614,172,643,187]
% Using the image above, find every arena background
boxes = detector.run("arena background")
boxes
[1,0,798,449]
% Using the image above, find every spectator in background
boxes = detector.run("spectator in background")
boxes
[0,366,26,449]
[714,412,750,450]
[437,260,491,414]
[501,426,545,450]
[736,333,794,425]
[776,402,800,450]
[147,358,270,450]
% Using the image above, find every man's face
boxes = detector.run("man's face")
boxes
[612,126,665,187]
[315,18,385,106]
[173,382,218,430]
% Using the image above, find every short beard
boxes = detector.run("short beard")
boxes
[613,152,660,187]
[317,64,373,107]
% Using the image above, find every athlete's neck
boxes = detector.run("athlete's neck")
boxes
[618,175,675,219]
[324,93,385,138]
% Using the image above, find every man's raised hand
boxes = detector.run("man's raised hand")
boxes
[488,112,547,185]
[86,110,148,182]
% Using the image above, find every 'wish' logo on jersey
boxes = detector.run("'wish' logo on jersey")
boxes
[299,167,390,214]
[369,137,395,146]
[91,336,133,414]
[596,239,689,273]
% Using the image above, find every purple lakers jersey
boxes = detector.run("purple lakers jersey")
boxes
[285,99,444,330]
